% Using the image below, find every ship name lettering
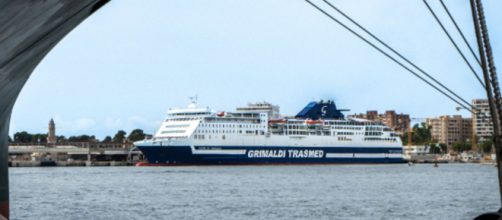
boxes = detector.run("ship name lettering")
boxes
[247,150,286,158]
[287,149,324,158]
[247,149,325,158]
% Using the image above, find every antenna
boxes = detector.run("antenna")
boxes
[189,95,198,104]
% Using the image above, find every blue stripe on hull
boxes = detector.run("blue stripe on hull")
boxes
[137,146,405,165]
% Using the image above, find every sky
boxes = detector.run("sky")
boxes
[9,0,502,139]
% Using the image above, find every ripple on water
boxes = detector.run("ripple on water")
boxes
[9,164,500,220]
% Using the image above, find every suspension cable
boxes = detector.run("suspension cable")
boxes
[423,0,486,88]
[439,0,481,66]
[321,0,475,110]
[305,0,475,113]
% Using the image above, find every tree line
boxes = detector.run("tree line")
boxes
[9,129,150,144]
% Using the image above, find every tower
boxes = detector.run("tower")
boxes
[47,118,56,145]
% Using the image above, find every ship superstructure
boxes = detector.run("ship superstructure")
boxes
[135,100,404,165]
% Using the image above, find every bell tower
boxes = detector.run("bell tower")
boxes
[47,118,56,145]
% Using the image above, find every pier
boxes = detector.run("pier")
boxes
[8,144,142,167]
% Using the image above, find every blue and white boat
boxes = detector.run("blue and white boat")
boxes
[135,100,405,165]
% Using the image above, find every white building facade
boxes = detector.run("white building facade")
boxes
[472,99,494,142]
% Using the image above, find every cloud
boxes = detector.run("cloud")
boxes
[52,116,96,135]
[103,116,160,135]
[104,117,123,130]
[74,118,95,130]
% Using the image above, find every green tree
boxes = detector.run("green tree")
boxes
[68,135,95,142]
[480,140,493,153]
[113,130,127,143]
[13,132,50,144]
[429,143,441,154]
[102,136,112,143]
[8,136,12,143]
[128,129,145,142]
[31,133,48,144]
[57,135,67,143]
[439,143,447,153]
[14,131,33,143]
[402,123,432,145]
[452,142,472,152]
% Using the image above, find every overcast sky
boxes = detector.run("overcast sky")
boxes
[9,0,502,139]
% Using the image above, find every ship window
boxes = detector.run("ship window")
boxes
[161,130,185,134]
[165,124,190,129]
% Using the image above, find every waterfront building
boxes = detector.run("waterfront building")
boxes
[403,145,431,158]
[349,110,410,135]
[47,118,56,145]
[472,99,493,142]
[426,115,472,148]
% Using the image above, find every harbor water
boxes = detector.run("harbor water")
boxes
[10,164,499,220]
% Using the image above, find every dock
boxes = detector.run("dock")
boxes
[8,144,142,167]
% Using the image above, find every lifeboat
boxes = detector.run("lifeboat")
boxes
[268,119,286,124]
[306,119,323,125]
[217,111,225,117]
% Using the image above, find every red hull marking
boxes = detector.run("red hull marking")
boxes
[0,201,8,220]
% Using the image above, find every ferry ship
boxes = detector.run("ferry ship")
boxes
[135,100,405,165]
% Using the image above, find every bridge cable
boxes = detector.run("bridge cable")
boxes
[305,0,475,113]
[439,0,482,66]
[320,0,475,111]
[423,0,486,89]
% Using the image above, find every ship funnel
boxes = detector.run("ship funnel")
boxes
[295,100,345,120]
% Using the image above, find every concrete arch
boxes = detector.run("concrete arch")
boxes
[0,0,109,218]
